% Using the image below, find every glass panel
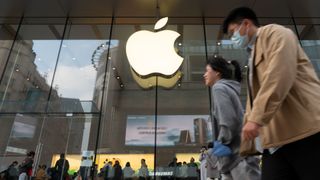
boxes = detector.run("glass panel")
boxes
[0,23,18,101]
[95,19,156,179]
[0,19,65,113]
[156,19,209,179]
[0,113,99,179]
[299,24,320,77]
[47,22,111,113]
[0,114,42,171]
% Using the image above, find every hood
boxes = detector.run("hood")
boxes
[215,79,241,95]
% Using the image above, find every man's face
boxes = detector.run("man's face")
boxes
[227,20,251,39]
[203,65,219,86]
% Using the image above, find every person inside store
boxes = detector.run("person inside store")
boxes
[54,153,70,180]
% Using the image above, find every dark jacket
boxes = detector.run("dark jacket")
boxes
[55,159,70,175]
[19,157,33,174]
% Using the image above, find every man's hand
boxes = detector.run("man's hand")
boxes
[242,121,261,141]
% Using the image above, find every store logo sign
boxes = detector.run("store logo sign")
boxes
[126,17,183,76]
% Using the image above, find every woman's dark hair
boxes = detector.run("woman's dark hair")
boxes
[223,7,260,34]
[27,151,35,157]
[207,142,213,149]
[207,56,242,82]
[126,162,130,167]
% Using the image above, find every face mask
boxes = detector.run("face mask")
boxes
[231,23,249,48]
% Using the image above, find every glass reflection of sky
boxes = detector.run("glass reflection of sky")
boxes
[32,40,118,100]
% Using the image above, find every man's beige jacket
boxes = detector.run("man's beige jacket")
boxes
[244,24,320,149]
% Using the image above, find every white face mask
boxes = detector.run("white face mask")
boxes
[231,23,249,48]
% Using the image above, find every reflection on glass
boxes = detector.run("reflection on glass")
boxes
[50,40,103,100]
[302,40,320,76]
[0,25,62,113]
[11,114,37,138]
[48,40,118,113]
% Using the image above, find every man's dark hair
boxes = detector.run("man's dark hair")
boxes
[223,7,259,34]
[60,153,65,158]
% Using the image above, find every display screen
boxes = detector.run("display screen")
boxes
[125,115,212,146]
[11,114,36,139]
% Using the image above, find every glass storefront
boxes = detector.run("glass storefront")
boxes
[0,3,320,180]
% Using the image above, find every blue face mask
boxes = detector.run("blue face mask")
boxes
[231,24,249,48]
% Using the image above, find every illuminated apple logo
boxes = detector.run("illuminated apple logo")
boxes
[126,17,183,76]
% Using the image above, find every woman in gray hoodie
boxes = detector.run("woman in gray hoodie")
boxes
[203,56,260,180]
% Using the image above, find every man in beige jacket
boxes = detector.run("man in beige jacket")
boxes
[223,7,320,180]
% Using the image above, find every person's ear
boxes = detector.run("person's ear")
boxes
[243,19,253,29]
[243,19,249,25]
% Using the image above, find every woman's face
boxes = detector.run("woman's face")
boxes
[204,65,220,86]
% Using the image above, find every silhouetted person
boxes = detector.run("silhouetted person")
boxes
[168,157,178,179]
[54,154,69,180]
[138,159,149,180]
[113,161,122,180]
[123,162,134,180]
[35,165,47,180]
[6,161,19,180]
[187,158,198,180]
[19,151,35,180]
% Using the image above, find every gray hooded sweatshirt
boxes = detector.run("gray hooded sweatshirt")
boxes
[211,79,243,173]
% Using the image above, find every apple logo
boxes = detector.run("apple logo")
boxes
[126,17,183,76]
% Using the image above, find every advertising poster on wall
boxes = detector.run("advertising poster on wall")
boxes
[125,115,212,146]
